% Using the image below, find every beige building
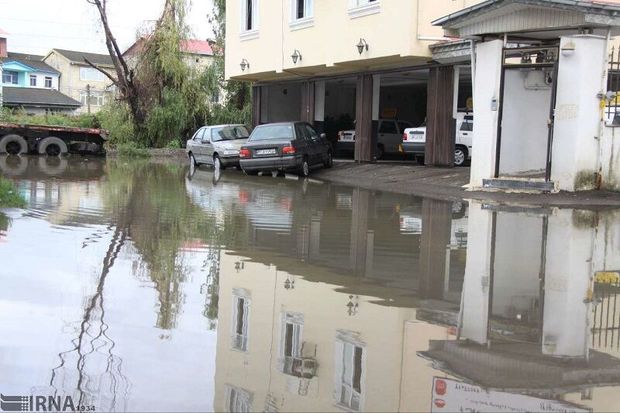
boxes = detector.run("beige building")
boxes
[225,0,483,164]
[43,49,116,114]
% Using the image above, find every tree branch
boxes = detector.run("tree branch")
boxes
[83,58,118,85]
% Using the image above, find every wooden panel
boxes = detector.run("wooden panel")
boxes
[355,74,374,162]
[300,81,315,123]
[426,66,455,167]
[251,85,261,128]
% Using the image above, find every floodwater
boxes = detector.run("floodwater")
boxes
[1,157,620,413]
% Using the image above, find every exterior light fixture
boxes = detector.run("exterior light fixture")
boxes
[291,49,302,64]
[357,38,369,55]
[561,41,576,57]
[240,58,250,71]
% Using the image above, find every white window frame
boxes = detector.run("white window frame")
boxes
[348,0,380,19]
[79,67,106,82]
[225,385,253,413]
[240,0,259,40]
[231,293,250,351]
[80,91,106,107]
[335,331,365,412]
[289,0,314,30]
[44,76,53,88]
[3,71,18,85]
[29,75,37,87]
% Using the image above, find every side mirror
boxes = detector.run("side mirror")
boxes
[320,133,327,139]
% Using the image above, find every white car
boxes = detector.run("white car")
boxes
[336,119,414,159]
[402,113,473,166]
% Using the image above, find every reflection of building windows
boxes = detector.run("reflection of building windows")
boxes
[232,292,250,351]
[280,312,303,375]
[225,385,253,413]
[335,331,364,411]
[3,71,18,85]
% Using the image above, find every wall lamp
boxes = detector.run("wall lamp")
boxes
[240,58,250,71]
[357,38,369,55]
[291,49,302,64]
[561,41,576,57]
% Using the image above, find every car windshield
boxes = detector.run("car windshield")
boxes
[211,125,250,142]
[250,124,294,141]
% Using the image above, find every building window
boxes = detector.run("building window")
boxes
[232,294,249,351]
[44,77,53,88]
[80,91,106,107]
[225,386,252,413]
[2,71,18,85]
[291,0,313,20]
[241,0,258,32]
[336,332,365,411]
[79,67,107,82]
[29,75,37,87]
[348,0,380,18]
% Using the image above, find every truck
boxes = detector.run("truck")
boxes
[0,122,108,156]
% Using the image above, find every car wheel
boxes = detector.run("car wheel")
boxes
[415,155,425,165]
[299,158,310,177]
[376,145,385,160]
[454,146,467,167]
[214,155,224,170]
[189,153,198,166]
[323,151,333,169]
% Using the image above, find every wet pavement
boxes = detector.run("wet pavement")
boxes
[1,156,620,412]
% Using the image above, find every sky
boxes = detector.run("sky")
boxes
[0,0,214,56]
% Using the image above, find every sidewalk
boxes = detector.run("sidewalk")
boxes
[313,161,620,209]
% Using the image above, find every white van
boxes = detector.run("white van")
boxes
[402,113,473,166]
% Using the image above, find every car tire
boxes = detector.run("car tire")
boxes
[214,155,224,170]
[38,137,68,157]
[189,153,198,166]
[415,155,425,165]
[323,151,333,169]
[299,157,310,177]
[0,134,28,155]
[454,146,468,167]
[376,145,385,160]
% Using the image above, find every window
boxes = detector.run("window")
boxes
[225,386,252,413]
[192,127,206,141]
[2,71,18,85]
[348,0,380,18]
[335,332,365,411]
[45,77,53,88]
[250,124,294,141]
[304,124,319,140]
[80,91,106,106]
[460,120,473,132]
[29,75,37,87]
[232,295,249,351]
[291,0,313,21]
[242,0,258,32]
[79,67,107,82]
[212,125,250,142]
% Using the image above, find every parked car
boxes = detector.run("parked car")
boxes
[186,124,251,169]
[239,122,333,177]
[336,119,415,159]
[402,113,473,166]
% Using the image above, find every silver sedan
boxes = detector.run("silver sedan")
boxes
[186,124,251,169]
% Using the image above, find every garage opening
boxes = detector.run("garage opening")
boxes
[259,83,303,124]
[322,77,357,158]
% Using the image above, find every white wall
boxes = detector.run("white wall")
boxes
[469,40,503,188]
[601,126,620,191]
[551,35,607,191]
[29,72,59,90]
[499,70,551,175]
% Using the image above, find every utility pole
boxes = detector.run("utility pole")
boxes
[86,84,91,114]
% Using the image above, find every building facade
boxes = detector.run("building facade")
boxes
[43,49,116,114]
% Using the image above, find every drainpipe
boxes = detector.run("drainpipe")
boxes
[596,28,612,189]
[470,39,476,103]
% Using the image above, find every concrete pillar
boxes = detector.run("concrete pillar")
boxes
[460,202,493,345]
[426,66,456,167]
[252,85,262,128]
[551,35,607,191]
[419,198,452,299]
[469,40,504,188]
[355,74,374,162]
[300,81,315,123]
[314,80,326,134]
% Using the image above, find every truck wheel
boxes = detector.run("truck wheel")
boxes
[0,134,28,155]
[38,137,68,157]
[0,154,28,176]
[454,146,468,167]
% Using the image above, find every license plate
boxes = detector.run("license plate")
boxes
[410,133,425,141]
[256,149,277,155]
[340,136,355,142]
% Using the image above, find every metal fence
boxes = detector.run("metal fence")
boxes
[592,278,620,351]
[606,46,620,124]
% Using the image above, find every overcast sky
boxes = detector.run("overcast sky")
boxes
[0,0,214,56]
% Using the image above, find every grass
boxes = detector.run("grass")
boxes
[116,142,151,159]
[0,177,26,208]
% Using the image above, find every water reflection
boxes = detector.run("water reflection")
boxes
[0,158,619,412]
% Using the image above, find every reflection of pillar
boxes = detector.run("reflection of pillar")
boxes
[426,66,455,167]
[309,217,321,262]
[350,188,373,275]
[419,198,452,299]
[297,224,310,262]
[355,74,374,162]
[542,209,592,358]
[460,203,493,345]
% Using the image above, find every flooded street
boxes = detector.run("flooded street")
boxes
[1,157,620,412]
